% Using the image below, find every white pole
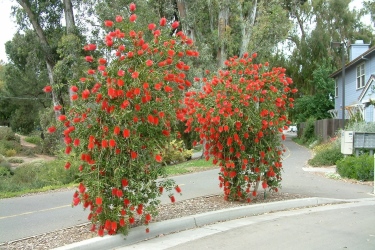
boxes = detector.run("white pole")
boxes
[373,153,375,194]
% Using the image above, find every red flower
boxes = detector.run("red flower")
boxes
[109,139,116,148]
[170,195,175,203]
[122,178,129,187]
[70,86,78,92]
[148,23,156,30]
[129,2,136,12]
[123,129,130,138]
[118,70,125,76]
[84,44,96,51]
[58,115,67,121]
[73,138,80,147]
[171,21,179,29]
[114,126,120,135]
[98,58,107,65]
[82,89,90,99]
[129,217,135,224]
[115,15,123,22]
[64,162,71,169]
[43,85,52,93]
[160,17,167,26]
[129,14,137,22]
[175,185,181,193]
[47,126,56,133]
[85,56,93,62]
[96,197,102,205]
[146,60,153,66]
[131,71,139,78]
[155,154,162,162]
[131,151,138,159]
[145,214,151,222]
[104,20,113,27]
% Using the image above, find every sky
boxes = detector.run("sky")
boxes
[0,0,372,63]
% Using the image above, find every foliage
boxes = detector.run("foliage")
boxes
[47,5,197,237]
[308,142,343,167]
[180,54,296,201]
[7,158,25,164]
[0,159,79,197]
[0,127,19,141]
[24,135,43,145]
[165,158,216,176]
[160,140,192,165]
[292,61,334,123]
[4,149,17,157]
[300,117,316,144]
[345,121,375,133]
[39,108,60,155]
[336,154,374,181]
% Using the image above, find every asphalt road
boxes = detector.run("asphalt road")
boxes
[0,134,373,243]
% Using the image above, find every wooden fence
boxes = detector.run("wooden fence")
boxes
[299,119,346,141]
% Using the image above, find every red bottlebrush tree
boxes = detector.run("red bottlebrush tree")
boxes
[179,53,297,202]
[46,3,198,236]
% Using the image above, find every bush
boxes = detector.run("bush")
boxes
[0,159,79,194]
[5,149,17,157]
[0,166,12,177]
[0,127,19,141]
[0,140,22,156]
[300,118,316,144]
[336,154,374,181]
[39,108,60,155]
[24,136,42,145]
[308,143,343,166]
[8,158,24,164]
[161,140,193,164]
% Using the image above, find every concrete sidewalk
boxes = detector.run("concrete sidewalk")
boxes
[54,134,375,250]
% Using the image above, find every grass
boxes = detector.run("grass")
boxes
[24,136,42,145]
[0,157,216,199]
[165,158,217,176]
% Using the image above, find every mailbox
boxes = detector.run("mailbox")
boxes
[341,131,353,155]
[353,132,375,149]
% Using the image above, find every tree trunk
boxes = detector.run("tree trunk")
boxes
[217,0,230,68]
[63,0,77,102]
[176,0,195,42]
[239,0,258,57]
[17,0,60,118]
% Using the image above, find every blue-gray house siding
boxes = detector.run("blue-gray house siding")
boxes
[331,43,375,122]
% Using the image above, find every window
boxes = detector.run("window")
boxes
[335,79,338,97]
[357,63,365,89]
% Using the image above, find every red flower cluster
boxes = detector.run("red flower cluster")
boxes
[179,54,296,201]
[47,3,197,237]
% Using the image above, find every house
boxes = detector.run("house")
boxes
[330,40,375,122]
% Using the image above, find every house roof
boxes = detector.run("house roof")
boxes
[330,45,375,78]
[358,74,375,102]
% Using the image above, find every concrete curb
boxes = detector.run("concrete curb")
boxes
[53,197,350,250]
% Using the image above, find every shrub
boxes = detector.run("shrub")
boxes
[46,6,196,237]
[39,108,60,155]
[0,127,19,141]
[24,136,42,145]
[0,166,12,177]
[301,118,316,144]
[5,149,17,157]
[336,154,374,181]
[180,54,296,201]
[161,140,192,164]
[308,143,343,166]
[7,158,24,164]
[0,140,22,155]
[0,159,79,193]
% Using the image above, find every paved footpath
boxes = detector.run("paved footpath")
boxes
[1,134,374,247]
